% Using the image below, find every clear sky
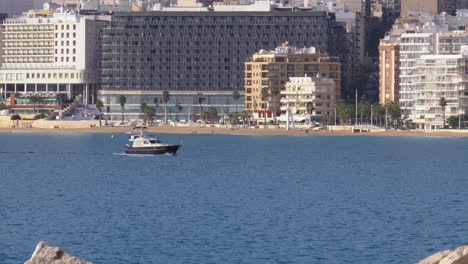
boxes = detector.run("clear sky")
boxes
[0,0,47,15]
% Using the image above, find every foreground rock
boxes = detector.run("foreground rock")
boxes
[24,241,92,264]
[419,245,468,264]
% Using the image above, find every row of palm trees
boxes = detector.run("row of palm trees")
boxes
[114,90,243,125]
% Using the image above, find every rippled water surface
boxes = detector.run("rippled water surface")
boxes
[0,133,467,263]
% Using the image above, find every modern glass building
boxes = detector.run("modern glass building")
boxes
[97,9,341,121]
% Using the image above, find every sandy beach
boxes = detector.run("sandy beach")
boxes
[1,125,468,137]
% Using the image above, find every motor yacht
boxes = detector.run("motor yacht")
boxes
[125,127,181,155]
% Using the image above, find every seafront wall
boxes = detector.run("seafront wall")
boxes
[31,119,100,129]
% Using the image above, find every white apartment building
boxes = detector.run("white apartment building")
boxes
[280,75,335,122]
[0,11,105,104]
[380,12,468,128]
[412,53,468,129]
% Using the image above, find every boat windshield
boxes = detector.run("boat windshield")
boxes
[148,140,160,144]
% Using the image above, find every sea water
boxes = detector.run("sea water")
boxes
[0,133,467,263]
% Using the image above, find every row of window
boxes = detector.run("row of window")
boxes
[55,24,77,31]
[55,48,76,55]
[0,72,91,81]
[55,32,77,39]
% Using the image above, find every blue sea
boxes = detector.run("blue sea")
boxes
[0,133,467,263]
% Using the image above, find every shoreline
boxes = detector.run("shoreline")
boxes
[1,126,468,137]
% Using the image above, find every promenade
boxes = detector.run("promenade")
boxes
[1,122,468,137]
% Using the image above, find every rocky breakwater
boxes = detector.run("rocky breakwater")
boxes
[24,241,91,264]
[419,245,468,264]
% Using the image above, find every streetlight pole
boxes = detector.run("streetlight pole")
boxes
[355,89,358,125]
[371,104,373,127]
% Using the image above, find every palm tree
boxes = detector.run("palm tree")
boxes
[162,91,170,124]
[144,105,156,126]
[95,99,104,126]
[153,97,159,121]
[197,93,205,120]
[372,103,384,127]
[118,95,126,124]
[261,87,269,125]
[10,114,21,127]
[269,86,281,124]
[232,90,241,115]
[28,95,44,114]
[439,97,448,128]
[306,102,315,125]
[140,102,148,125]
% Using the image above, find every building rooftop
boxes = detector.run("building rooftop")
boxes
[288,75,335,85]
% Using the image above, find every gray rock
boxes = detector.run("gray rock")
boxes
[24,241,92,264]
[419,246,468,264]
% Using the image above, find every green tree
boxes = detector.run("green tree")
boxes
[261,87,269,125]
[386,102,402,127]
[372,103,385,127]
[439,97,448,128]
[140,102,149,125]
[447,115,459,129]
[28,95,45,114]
[306,102,315,124]
[240,110,252,126]
[162,90,170,124]
[336,100,353,125]
[269,86,281,124]
[322,114,333,126]
[10,114,21,127]
[0,102,7,111]
[358,101,372,124]
[201,106,219,124]
[95,99,104,126]
[144,105,156,126]
[118,95,127,124]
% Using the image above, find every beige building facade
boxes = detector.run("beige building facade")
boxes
[244,45,341,121]
[379,44,400,105]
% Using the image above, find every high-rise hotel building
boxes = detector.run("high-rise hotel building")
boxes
[97,6,342,121]
[0,11,106,104]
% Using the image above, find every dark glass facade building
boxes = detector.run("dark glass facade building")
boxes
[97,10,342,121]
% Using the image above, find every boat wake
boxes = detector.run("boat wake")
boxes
[112,152,176,157]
